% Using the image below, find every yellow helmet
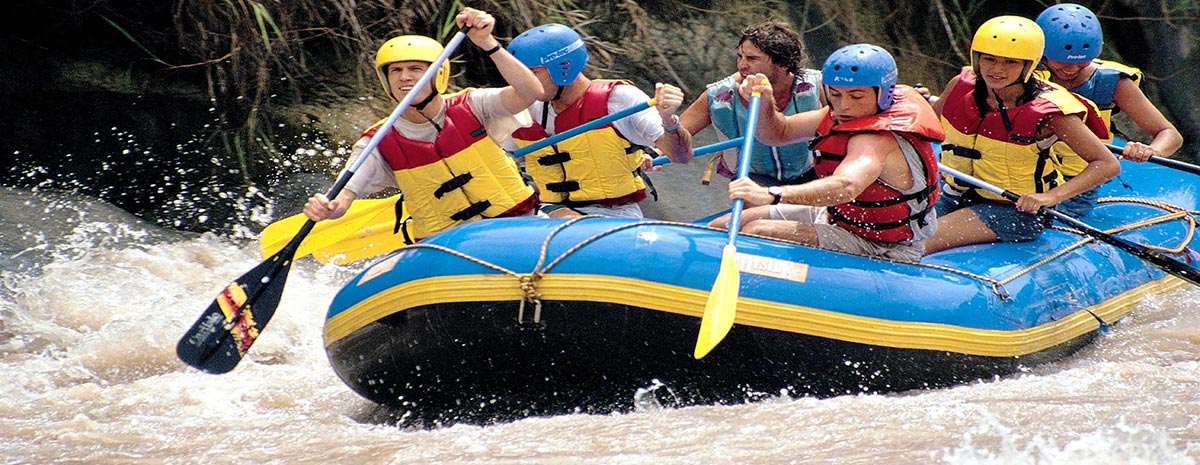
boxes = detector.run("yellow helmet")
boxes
[970,16,1045,83]
[374,35,450,100]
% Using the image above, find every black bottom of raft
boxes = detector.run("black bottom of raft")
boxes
[327,301,1095,426]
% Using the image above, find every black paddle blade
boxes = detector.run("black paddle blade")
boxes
[1087,230,1200,286]
[176,252,293,374]
[1049,209,1200,287]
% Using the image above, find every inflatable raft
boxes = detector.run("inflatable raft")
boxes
[323,159,1198,423]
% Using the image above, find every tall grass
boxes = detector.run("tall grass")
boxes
[89,0,1198,182]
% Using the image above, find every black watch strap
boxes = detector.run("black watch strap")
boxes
[769,187,783,205]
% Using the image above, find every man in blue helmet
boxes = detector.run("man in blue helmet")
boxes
[1034,3,1182,218]
[678,20,824,187]
[708,44,944,262]
[507,23,694,218]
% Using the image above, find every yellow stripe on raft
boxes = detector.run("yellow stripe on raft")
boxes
[323,273,1188,357]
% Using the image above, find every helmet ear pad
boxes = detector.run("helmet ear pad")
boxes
[374,35,451,100]
[970,16,1045,83]
[508,23,589,87]
[821,43,898,112]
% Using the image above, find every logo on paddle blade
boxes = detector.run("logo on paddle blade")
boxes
[216,283,260,354]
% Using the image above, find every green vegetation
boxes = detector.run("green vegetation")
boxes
[14,0,1200,186]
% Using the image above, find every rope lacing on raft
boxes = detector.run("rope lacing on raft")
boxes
[390,197,1196,308]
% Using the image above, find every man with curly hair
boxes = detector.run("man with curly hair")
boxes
[677,20,824,187]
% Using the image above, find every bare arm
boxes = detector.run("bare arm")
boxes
[653,83,693,164]
[728,132,891,207]
[1016,113,1120,213]
[678,92,713,135]
[1112,77,1183,161]
[738,73,824,146]
[457,8,542,114]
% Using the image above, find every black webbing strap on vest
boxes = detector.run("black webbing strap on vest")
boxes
[829,205,935,231]
[537,151,573,166]
[434,172,474,199]
[391,195,416,245]
[941,144,982,159]
[545,180,581,193]
[450,200,491,221]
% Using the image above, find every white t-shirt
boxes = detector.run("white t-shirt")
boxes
[343,88,529,196]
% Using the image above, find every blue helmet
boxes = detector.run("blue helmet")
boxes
[1036,3,1103,63]
[508,23,589,86]
[821,44,898,111]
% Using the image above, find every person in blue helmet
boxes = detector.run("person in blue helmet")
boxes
[507,23,694,218]
[678,20,824,187]
[708,44,945,262]
[1034,3,1182,218]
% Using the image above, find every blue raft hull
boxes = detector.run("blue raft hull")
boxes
[323,160,1198,424]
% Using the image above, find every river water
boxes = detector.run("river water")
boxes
[3,153,1200,464]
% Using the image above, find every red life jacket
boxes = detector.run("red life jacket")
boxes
[810,86,945,243]
[939,67,1109,199]
[364,91,536,239]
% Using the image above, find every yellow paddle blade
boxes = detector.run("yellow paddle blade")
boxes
[694,244,740,359]
[258,196,402,260]
[309,202,410,264]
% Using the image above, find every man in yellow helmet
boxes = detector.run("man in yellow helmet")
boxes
[302,8,544,240]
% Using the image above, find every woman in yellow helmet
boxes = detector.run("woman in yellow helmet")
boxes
[302,8,545,240]
[923,16,1119,254]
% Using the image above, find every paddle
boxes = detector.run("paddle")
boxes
[258,99,663,263]
[694,82,765,359]
[259,197,398,261]
[176,28,470,374]
[938,163,1200,287]
[651,137,744,167]
[1106,143,1200,176]
[512,98,657,158]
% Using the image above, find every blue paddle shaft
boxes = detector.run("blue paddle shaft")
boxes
[726,92,763,245]
[513,100,655,158]
[651,137,745,167]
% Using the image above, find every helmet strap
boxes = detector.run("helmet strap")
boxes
[413,87,437,111]
[417,107,442,133]
[552,86,565,101]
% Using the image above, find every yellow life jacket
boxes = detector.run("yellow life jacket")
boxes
[939,68,1103,201]
[511,80,647,206]
[1034,60,1139,176]
[365,90,536,239]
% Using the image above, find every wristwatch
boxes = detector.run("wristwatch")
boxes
[768,186,784,205]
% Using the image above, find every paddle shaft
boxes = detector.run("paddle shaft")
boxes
[726,92,764,244]
[512,99,657,158]
[938,163,1200,286]
[651,137,744,167]
[1105,143,1200,176]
